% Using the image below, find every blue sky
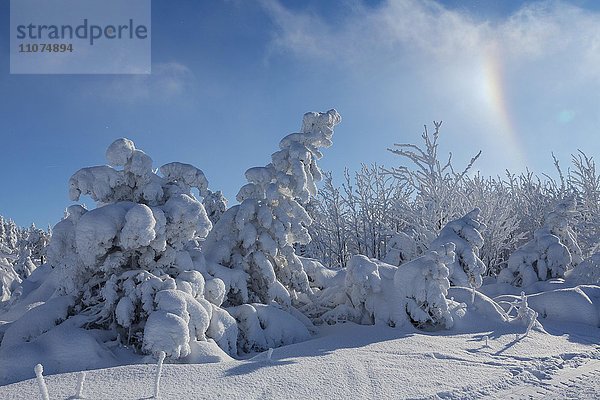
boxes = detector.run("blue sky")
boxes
[1,0,600,228]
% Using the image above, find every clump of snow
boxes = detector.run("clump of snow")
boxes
[566,253,600,285]
[143,289,211,358]
[228,303,311,353]
[301,256,345,290]
[0,315,120,385]
[206,305,238,356]
[159,162,209,197]
[202,190,228,225]
[496,286,599,327]
[204,278,226,306]
[446,286,509,327]
[0,295,74,350]
[34,363,49,400]
[106,138,135,166]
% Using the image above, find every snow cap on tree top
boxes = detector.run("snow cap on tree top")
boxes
[279,109,341,151]
[160,162,209,197]
[106,138,136,167]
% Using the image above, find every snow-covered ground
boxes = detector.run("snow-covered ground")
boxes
[1,321,598,399]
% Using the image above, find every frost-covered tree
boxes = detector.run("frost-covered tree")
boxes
[204,110,341,307]
[385,121,481,244]
[303,173,352,268]
[45,138,237,358]
[463,174,526,276]
[12,247,36,281]
[569,151,600,257]
[0,217,20,252]
[430,209,487,288]
[383,231,418,266]
[498,198,580,287]
[304,165,408,268]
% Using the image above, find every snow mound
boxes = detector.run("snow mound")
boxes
[566,253,600,285]
[228,304,311,353]
[495,286,600,327]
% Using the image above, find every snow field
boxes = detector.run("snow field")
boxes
[1,322,598,400]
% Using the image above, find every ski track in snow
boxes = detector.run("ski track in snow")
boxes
[432,350,600,399]
[488,356,600,400]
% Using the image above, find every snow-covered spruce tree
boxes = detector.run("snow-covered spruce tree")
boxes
[316,254,398,326]
[0,243,20,302]
[204,110,341,307]
[12,224,51,280]
[498,198,580,287]
[545,197,583,267]
[430,209,487,288]
[46,138,238,358]
[0,217,20,252]
[24,224,51,265]
[394,243,456,329]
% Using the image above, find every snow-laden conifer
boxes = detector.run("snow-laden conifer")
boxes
[498,198,580,287]
[394,243,455,329]
[204,110,341,307]
[430,209,487,288]
[44,138,236,359]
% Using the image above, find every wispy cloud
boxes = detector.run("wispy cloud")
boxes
[261,0,600,76]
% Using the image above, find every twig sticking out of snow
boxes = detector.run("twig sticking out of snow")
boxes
[483,335,490,348]
[34,364,49,400]
[153,351,166,399]
[266,348,273,361]
[75,371,86,399]
[525,311,538,337]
